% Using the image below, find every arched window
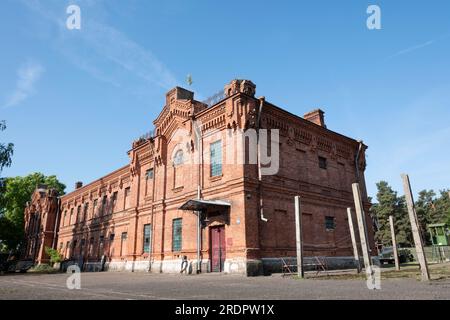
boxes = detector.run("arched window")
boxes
[173,149,184,166]
[173,149,184,189]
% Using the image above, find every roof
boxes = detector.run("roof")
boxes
[179,199,231,211]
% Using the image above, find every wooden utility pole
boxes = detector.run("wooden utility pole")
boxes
[352,183,372,272]
[294,196,304,278]
[347,208,361,273]
[389,215,400,271]
[401,174,430,281]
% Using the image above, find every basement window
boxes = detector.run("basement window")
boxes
[318,156,328,169]
[325,216,335,230]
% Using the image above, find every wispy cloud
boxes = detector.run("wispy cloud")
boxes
[387,40,435,60]
[3,61,44,108]
[19,0,178,93]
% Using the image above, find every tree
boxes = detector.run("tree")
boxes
[370,181,412,247]
[0,120,14,174]
[415,189,436,244]
[45,246,62,265]
[0,173,66,252]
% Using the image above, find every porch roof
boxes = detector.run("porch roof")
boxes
[178,199,231,212]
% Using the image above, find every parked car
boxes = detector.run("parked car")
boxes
[378,246,414,265]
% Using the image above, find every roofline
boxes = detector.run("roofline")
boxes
[60,164,130,201]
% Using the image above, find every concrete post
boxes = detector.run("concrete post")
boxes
[352,183,372,271]
[347,208,361,273]
[294,196,304,278]
[389,215,400,271]
[401,174,430,281]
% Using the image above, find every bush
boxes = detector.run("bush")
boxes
[45,247,62,265]
[29,264,56,273]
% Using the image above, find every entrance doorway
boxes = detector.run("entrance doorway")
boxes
[210,225,226,272]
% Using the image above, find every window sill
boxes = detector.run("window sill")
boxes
[172,186,184,193]
[209,174,223,182]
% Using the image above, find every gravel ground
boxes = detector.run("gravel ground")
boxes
[0,271,449,300]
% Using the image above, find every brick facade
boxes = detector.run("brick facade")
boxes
[23,79,374,275]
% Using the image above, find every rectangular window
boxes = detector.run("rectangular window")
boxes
[319,156,328,169]
[143,224,151,253]
[172,218,182,252]
[83,203,89,221]
[112,191,118,211]
[210,140,222,177]
[124,187,131,209]
[325,216,336,230]
[120,232,128,257]
[146,168,154,179]
[70,208,74,225]
[63,211,67,226]
[93,199,98,217]
[77,206,81,223]
[102,195,108,215]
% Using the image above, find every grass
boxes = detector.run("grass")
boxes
[294,262,450,281]
[28,264,60,274]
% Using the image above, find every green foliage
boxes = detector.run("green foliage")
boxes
[0,120,14,174]
[29,263,56,273]
[371,181,450,247]
[370,181,411,246]
[0,173,66,252]
[45,246,62,264]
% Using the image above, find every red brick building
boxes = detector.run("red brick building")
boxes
[23,79,374,275]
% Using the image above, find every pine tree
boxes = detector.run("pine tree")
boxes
[371,181,412,247]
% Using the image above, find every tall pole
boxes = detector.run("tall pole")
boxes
[294,196,304,278]
[196,185,201,274]
[389,215,400,271]
[347,208,361,273]
[401,174,430,281]
[352,183,372,272]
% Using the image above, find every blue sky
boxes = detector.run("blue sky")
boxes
[1,0,449,200]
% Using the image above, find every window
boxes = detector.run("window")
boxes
[124,187,131,209]
[93,199,98,216]
[172,218,182,252]
[112,191,118,212]
[99,235,105,256]
[143,224,151,254]
[70,208,74,225]
[146,168,154,179]
[120,232,128,256]
[76,206,81,223]
[325,216,335,230]
[83,203,89,221]
[109,233,115,241]
[102,195,108,215]
[173,150,184,166]
[210,140,222,177]
[63,211,67,226]
[319,156,328,169]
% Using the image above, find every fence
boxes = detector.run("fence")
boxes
[403,246,450,263]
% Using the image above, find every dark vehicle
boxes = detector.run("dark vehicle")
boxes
[379,246,414,265]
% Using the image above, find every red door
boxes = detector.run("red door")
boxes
[210,226,226,272]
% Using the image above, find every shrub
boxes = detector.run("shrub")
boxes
[45,246,62,264]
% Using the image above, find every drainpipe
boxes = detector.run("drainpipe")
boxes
[149,139,157,272]
[257,97,268,222]
[52,197,61,249]
[195,118,203,274]
[196,186,201,274]
[355,140,363,183]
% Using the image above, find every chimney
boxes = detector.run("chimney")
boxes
[304,109,326,128]
[75,181,83,189]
